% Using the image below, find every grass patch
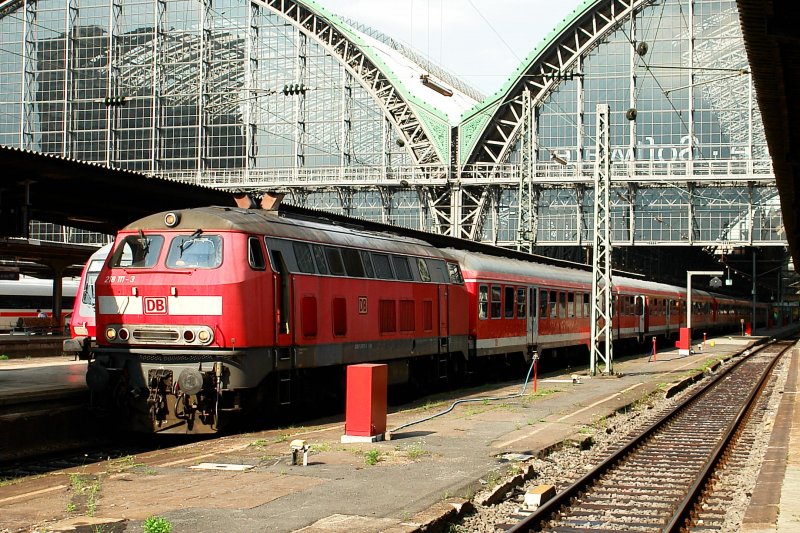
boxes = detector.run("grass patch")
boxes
[143,515,173,533]
[0,355,9,360]
[363,449,382,466]
[68,473,101,516]
[249,438,269,448]
[310,442,331,453]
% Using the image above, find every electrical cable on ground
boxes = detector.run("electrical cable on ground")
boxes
[387,355,537,438]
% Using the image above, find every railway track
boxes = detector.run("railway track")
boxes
[506,338,794,532]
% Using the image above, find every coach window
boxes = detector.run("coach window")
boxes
[479,285,488,319]
[559,292,566,318]
[325,247,346,276]
[111,234,164,268]
[293,242,316,274]
[392,255,413,281]
[373,254,394,280]
[575,293,582,318]
[583,293,590,316]
[516,288,527,318]
[549,291,558,318]
[417,258,431,282]
[447,262,465,284]
[166,234,222,269]
[361,251,375,278]
[311,245,329,275]
[341,248,365,277]
[248,237,266,270]
[491,285,502,318]
[504,286,515,318]
[567,293,574,318]
[539,290,549,318]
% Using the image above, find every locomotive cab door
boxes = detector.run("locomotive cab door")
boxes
[527,287,538,352]
[270,250,293,347]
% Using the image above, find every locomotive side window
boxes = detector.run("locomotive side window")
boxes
[110,234,164,268]
[293,243,316,274]
[341,248,365,277]
[392,255,413,281]
[491,285,501,318]
[325,247,346,276]
[372,254,395,280]
[417,259,431,282]
[504,286,515,318]
[248,237,266,270]
[479,285,488,319]
[361,251,375,278]
[516,288,527,318]
[427,259,448,283]
[447,262,465,284]
[166,234,222,269]
[311,245,329,275]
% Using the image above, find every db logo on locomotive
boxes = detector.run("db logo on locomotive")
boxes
[144,296,168,315]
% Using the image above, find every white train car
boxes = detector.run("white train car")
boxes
[0,277,79,333]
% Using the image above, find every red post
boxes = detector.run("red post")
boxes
[703,332,707,349]
[651,336,657,362]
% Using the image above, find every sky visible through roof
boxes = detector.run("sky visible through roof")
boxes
[319,0,581,95]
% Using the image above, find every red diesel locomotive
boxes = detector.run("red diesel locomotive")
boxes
[84,204,764,433]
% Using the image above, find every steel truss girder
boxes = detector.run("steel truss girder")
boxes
[259,0,442,165]
[468,0,651,166]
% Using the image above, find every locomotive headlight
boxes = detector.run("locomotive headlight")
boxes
[164,211,181,227]
[197,328,213,344]
[105,327,117,341]
[118,328,130,341]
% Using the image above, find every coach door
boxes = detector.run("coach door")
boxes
[527,287,538,350]
[635,295,646,341]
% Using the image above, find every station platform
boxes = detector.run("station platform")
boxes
[1,326,799,533]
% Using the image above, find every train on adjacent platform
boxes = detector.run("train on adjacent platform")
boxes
[0,278,78,333]
[78,204,767,433]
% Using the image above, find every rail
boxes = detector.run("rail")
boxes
[507,337,792,532]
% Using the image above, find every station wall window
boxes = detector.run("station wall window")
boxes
[380,299,396,333]
[479,285,488,319]
[504,286,515,318]
[301,296,317,338]
[399,300,415,332]
[248,237,266,270]
[332,297,347,336]
[491,285,502,318]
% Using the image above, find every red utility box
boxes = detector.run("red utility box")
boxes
[344,364,387,437]
[675,327,691,356]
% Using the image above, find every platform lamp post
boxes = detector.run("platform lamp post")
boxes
[682,270,723,355]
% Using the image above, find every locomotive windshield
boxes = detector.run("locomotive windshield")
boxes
[109,233,164,268]
[166,233,222,269]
